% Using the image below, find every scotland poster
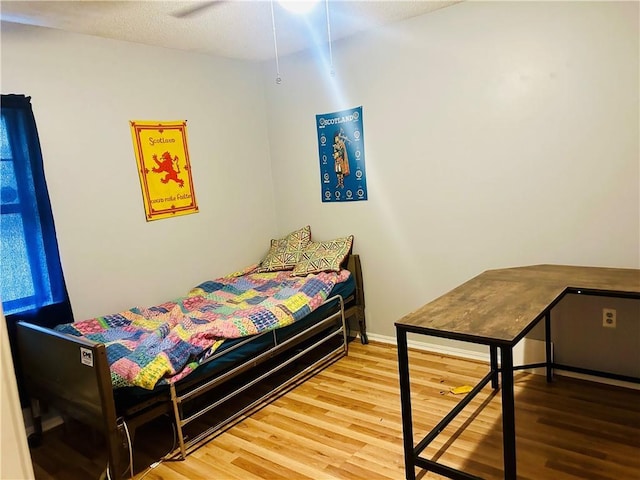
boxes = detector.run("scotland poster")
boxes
[130,120,198,221]
[316,106,368,203]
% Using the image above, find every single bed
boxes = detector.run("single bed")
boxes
[16,250,366,480]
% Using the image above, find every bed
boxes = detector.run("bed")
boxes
[16,230,366,480]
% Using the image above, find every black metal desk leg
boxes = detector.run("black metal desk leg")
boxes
[396,327,416,480]
[545,312,553,383]
[500,346,517,479]
[490,345,499,389]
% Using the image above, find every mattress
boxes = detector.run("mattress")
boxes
[113,273,355,412]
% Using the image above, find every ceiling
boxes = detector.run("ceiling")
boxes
[0,0,460,61]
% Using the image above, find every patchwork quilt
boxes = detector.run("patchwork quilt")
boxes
[55,268,351,390]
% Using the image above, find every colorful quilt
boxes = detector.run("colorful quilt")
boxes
[55,268,351,390]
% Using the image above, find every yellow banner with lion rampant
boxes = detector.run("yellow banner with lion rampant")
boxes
[130,120,198,221]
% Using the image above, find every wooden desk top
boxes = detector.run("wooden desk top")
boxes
[395,264,640,345]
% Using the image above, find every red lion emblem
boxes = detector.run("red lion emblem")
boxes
[152,151,184,187]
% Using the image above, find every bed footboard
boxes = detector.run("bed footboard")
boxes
[16,321,124,478]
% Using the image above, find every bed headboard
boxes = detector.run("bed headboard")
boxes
[345,254,367,343]
[346,254,364,306]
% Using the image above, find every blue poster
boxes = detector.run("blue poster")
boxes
[316,106,368,203]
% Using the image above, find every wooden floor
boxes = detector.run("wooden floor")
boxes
[30,340,640,480]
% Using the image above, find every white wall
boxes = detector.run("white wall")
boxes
[262,1,640,353]
[1,22,278,320]
[552,294,640,379]
[0,308,34,480]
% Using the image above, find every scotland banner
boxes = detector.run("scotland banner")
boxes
[316,106,368,203]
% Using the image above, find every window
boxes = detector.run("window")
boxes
[0,94,71,323]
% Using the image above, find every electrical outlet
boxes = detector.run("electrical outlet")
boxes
[602,308,616,328]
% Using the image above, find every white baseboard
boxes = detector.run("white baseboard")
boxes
[554,370,640,390]
[369,333,548,373]
[366,333,639,390]
[366,333,491,362]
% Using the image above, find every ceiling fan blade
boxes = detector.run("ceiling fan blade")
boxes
[171,1,225,19]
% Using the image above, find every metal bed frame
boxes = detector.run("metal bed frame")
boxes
[169,294,349,460]
[17,254,367,480]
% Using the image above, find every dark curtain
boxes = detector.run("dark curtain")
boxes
[1,94,74,404]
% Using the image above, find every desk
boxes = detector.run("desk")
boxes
[395,264,640,480]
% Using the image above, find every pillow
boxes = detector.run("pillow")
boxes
[292,235,354,276]
[256,225,312,272]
